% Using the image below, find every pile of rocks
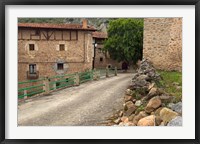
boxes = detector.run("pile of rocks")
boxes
[108,59,182,126]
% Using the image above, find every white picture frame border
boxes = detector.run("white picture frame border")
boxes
[5,5,195,139]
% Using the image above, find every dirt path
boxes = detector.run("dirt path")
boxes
[18,73,133,126]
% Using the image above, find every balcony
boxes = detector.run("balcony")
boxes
[27,71,39,80]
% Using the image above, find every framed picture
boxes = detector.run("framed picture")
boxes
[1,0,199,143]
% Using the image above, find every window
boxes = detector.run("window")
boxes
[29,44,35,51]
[59,44,65,51]
[100,57,103,62]
[29,64,36,74]
[57,63,64,70]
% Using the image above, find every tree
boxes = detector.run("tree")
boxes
[104,18,144,66]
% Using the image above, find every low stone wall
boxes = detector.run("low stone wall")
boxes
[107,59,182,126]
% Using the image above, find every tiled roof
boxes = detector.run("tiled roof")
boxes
[18,23,96,31]
[92,32,108,39]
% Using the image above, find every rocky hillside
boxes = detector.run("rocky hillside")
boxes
[18,18,117,30]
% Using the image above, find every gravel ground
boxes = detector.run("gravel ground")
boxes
[18,73,133,126]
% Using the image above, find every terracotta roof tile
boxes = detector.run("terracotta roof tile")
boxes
[92,32,108,39]
[18,23,96,31]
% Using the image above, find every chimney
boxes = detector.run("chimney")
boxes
[82,19,87,29]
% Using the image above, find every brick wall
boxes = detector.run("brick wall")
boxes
[143,18,182,71]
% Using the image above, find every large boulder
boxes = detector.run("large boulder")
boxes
[124,95,132,102]
[159,95,175,103]
[137,115,155,126]
[124,106,137,116]
[155,116,162,126]
[121,116,129,123]
[132,111,148,125]
[160,107,179,124]
[145,97,162,113]
[135,100,142,107]
[128,114,135,121]
[167,116,182,126]
[146,87,158,99]
[125,101,135,109]
[154,107,164,116]
[168,102,182,114]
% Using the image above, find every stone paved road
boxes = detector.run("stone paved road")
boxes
[18,73,133,126]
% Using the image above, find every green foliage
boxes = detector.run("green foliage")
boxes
[157,70,182,102]
[18,18,117,27]
[135,87,148,96]
[18,18,66,24]
[104,18,144,65]
[135,94,142,100]
[135,105,145,114]
[132,87,148,100]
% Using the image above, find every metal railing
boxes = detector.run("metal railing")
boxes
[18,67,117,99]
[79,70,94,84]
[48,73,76,91]
[18,78,45,99]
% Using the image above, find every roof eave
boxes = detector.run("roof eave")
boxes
[18,26,96,31]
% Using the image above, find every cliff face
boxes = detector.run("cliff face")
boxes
[18,18,115,31]
[143,18,182,72]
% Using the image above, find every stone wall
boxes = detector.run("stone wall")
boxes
[18,29,93,82]
[94,39,122,69]
[143,18,182,71]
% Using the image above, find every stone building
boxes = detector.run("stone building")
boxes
[18,20,96,82]
[143,18,182,71]
[92,31,121,69]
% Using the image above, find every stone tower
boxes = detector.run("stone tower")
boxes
[143,18,182,71]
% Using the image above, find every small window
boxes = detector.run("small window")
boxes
[59,44,65,51]
[57,63,64,70]
[100,57,103,62]
[29,64,36,74]
[29,44,35,51]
